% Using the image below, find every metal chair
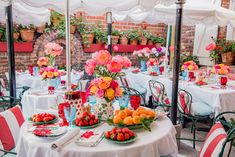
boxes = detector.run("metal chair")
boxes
[0,96,21,111]
[149,80,171,111]
[177,89,214,149]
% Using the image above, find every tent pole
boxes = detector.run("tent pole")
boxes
[170,0,185,125]
[106,12,112,53]
[65,0,71,91]
[5,4,16,99]
[164,25,171,76]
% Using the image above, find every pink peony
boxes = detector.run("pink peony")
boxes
[96,89,104,98]
[93,50,111,65]
[113,45,119,51]
[85,65,95,76]
[107,60,122,73]
[206,43,216,51]
[85,59,97,75]
[110,80,119,89]
[45,42,63,56]
[113,55,124,64]
[123,57,132,68]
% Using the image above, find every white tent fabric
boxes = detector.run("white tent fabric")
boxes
[15,0,175,14]
[0,2,50,26]
[112,0,235,27]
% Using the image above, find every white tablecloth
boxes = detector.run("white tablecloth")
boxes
[126,72,235,116]
[16,73,81,89]
[16,118,178,157]
[21,89,65,118]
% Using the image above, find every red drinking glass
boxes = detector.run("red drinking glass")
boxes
[58,102,69,126]
[220,76,228,86]
[48,86,55,94]
[130,95,141,110]
[28,65,33,76]
[159,66,164,75]
[189,71,195,81]
[80,91,87,105]
[61,80,66,86]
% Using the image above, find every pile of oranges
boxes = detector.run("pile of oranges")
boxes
[113,107,156,126]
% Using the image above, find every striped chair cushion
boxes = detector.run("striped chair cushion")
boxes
[178,91,190,115]
[0,105,24,154]
[199,122,229,157]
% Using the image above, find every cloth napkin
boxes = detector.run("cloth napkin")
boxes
[51,128,80,150]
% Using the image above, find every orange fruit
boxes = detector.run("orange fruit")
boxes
[124,108,133,116]
[132,111,139,117]
[123,116,134,125]
[118,110,127,119]
[140,113,147,119]
[115,110,120,116]
[113,115,123,124]
[147,110,156,118]
[133,116,141,124]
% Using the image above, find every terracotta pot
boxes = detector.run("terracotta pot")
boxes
[36,25,45,33]
[20,30,35,42]
[52,18,59,26]
[112,36,119,44]
[70,25,76,34]
[130,39,138,45]
[140,37,147,45]
[13,33,20,40]
[83,34,95,46]
[155,43,162,48]
[148,40,153,45]
[119,36,128,45]
[221,52,235,65]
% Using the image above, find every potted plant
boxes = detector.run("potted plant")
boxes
[36,24,46,33]
[93,27,106,44]
[70,15,79,34]
[221,41,235,65]
[119,31,129,45]
[0,24,5,40]
[140,30,151,45]
[80,24,95,47]
[13,24,20,41]
[150,36,165,47]
[111,29,120,44]
[127,30,141,45]
[19,24,35,42]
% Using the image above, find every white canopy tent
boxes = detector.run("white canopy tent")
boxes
[12,0,175,90]
[112,0,235,26]
[0,2,50,26]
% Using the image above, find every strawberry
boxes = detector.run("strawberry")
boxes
[105,131,111,138]
[129,131,135,138]
[84,116,90,121]
[83,120,88,126]
[110,133,116,140]
[124,133,130,140]
[78,121,84,126]
[76,118,80,125]
[122,128,129,133]
[91,115,96,120]
[94,119,98,124]
[89,119,94,125]
[112,128,117,133]
[117,133,124,141]
[116,128,122,133]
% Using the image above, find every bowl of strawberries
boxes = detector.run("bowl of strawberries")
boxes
[104,127,137,144]
[29,113,58,125]
[73,111,100,129]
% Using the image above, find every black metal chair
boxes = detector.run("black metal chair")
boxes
[0,96,21,111]
[177,89,214,149]
[149,80,171,111]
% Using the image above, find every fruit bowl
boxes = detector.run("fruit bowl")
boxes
[107,107,156,131]
[104,127,137,144]
[73,111,100,129]
[28,113,58,125]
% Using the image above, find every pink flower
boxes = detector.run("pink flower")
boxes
[85,65,94,76]
[113,45,119,51]
[91,78,101,85]
[85,59,97,75]
[45,42,63,56]
[96,89,104,98]
[110,80,119,89]
[113,55,124,64]
[107,60,122,73]
[93,50,111,65]
[206,43,216,51]
[123,57,132,68]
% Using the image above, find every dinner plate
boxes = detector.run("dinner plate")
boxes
[33,125,67,138]
[28,115,58,125]
[104,135,137,144]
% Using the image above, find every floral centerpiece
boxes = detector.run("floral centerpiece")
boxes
[133,48,151,71]
[85,50,130,120]
[147,58,159,75]
[37,57,48,67]
[181,61,199,81]
[211,64,231,75]
[40,66,61,88]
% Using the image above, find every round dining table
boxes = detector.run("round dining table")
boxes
[16,117,178,157]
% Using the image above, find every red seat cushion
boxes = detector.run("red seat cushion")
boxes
[0,105,24,154]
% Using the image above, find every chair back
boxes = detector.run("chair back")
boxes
[149,80,165,104]
[177,89,192,115]
[121,86,145,107]
[0,105,24,155]
[0,96,20,111]
[119,76,129,87]
[199,121,234,157]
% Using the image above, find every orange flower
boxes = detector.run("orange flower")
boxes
[47,71,54,79]
[94,50,111,65]
[90,85,98,94]
[98,80,110,90]
[105,88,115,100]
[115,86,123,97]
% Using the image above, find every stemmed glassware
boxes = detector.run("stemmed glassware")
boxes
[64,105,76,130]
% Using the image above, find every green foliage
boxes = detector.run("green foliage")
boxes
[127,30,141,41]
[93,26,107,44]
[150,36,165,44]
[112,29,120,36]
[141,30,152,39]
[180,52,199,68]
[18,24,36,31]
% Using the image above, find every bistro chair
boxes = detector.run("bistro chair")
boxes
[119,76,147,105]
[149,80,171,111]
[198,111,235,157]
[0,105,25,157]
[0,96,21,111]
[177,89,214,149]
